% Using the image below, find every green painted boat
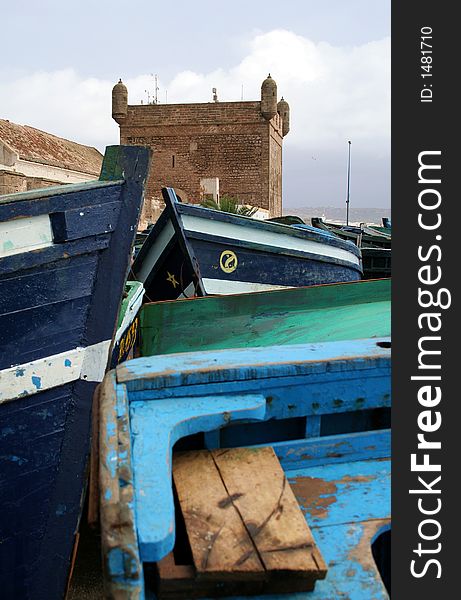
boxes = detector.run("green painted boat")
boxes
[138,278,390,357]
[370,225,392,235]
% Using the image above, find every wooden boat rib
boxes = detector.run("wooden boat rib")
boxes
[133,188,363,302]
[0,145,150,600]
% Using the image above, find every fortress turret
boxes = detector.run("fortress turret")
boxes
[261,74,277,120]
[112,79,128,122]
[277,97,290,137]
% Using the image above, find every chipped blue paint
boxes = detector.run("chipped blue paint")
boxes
[64,359,72,367]
[269,429,390,470]
[104,488,112,501]
[101,336,391,598]
[306,522,389,599]
[8,455,27,465]
[287,459,391,527]
[107,548,125,577]
[0,145,150,600]
[130,394,267,561]
[106,422,116,437]
[106,448,118,479]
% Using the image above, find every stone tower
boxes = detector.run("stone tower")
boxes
[112,75,290,225]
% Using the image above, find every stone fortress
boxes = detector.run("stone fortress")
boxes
[112,75,289,226]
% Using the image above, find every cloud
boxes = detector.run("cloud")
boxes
[141,31,390,153]
[0,29,390,206]
[0,30,389,150]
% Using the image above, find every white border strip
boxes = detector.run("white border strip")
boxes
[202,278,292,295]
[114,285,145,344]
[0,340,111,405]
[0,214,53,258]
[136,220,175,283]
[182,214,361,267]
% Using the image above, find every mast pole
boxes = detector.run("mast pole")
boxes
[346,140,351,226]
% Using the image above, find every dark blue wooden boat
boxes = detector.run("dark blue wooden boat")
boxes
[132,188,362,301]
[99,336,391,598]
[310,218,391,279]
[0,145,150,600]
[311,217,392,250]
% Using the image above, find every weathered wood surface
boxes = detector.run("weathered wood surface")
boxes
[211,447,326,577]
[157,454,389,600]
[100,334,391,599]
[0,145,150,600]
[158,447,326,598]
[139,278,390,357]
[99,374,142,599]
[156,553,265,599]
[173,447,326,581]
[129,394,267,562]
[172,451,263,579]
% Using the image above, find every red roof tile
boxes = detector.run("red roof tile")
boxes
[0,119,103,176]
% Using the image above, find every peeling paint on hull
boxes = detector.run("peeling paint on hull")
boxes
[0,145,150,600]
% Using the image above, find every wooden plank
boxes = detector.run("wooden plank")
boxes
[172,450,264,580]
[211,447,327,578]
[128,394,266,563]
[99,373,143,597]
[50,201,121,242]
[87,388,100,527]
[272,429,391,469]
[156,552,265,599]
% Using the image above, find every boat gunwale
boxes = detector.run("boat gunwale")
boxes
[0,179,124,205]
[184,228,363,272]
[175,198,363,258]
[139,277,391,311]
[134,188,363,275]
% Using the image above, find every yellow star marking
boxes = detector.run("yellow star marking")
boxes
[166,271,179,288]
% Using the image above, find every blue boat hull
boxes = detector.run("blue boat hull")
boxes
[0,145,150,599]
[133,188,363,301]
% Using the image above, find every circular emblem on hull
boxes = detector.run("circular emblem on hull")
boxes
[219,250,238,273]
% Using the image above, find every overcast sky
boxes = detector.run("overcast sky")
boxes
[1,0,390,208]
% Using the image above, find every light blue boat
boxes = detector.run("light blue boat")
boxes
[99,336,390,599]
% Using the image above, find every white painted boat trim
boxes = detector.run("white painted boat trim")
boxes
[0,340,111,405]
[181,214,361,267]
[202,278,292,295]
[0,214,53,258]
[177,282,197,299]
[114,286,145,344]
[137,220,175,282]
